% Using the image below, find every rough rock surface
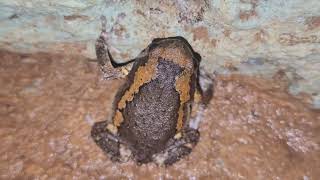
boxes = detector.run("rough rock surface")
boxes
[0,0,319,107]
[0,51,319,179]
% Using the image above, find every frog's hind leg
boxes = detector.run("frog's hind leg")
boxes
[91,121,122,162]
[189,68,215,129]
[153,128,200,166]
[197,67,215,106]
[95,15,136,80]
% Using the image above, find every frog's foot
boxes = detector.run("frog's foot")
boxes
[153,128,200,166]
[91,121,121,162]
[95,16,134,80]
[198,67,215,105]
[95,34,129,80]
[188,69,215,129]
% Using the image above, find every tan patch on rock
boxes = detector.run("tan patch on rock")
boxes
[136,9,146,17]
[279,33,319,46]
[210,39,218,48]
[120,53,130,59]
[192,26,209,41]
[239,10,257,21]
[254,30,267,43]
[192,27,217,46]
[224,61,238,72]
[64,14,90,21]
[113,24,127,37]
[223,29,232,38]
[306,16,320,30]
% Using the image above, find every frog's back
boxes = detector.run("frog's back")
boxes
[119,58,183,153]
[112,37,198,160]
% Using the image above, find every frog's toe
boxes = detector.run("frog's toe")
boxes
[164,145,192,166]
[91,121,121,162]
[153,145,192,166]
[153,129,200,166]
[198,68,215,105]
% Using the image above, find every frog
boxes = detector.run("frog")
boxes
[91,16,214,166]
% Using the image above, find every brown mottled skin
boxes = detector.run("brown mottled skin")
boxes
[91,16,214,166]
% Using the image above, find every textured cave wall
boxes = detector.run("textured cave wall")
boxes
[0,0,319,107]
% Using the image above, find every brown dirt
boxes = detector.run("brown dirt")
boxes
[0,50,319,179]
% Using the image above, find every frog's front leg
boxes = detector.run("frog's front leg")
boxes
[153,128,200,166]
[91,121,122,162]
[95,15,135,80]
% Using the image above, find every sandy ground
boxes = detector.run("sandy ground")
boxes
[0,50,319,179]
